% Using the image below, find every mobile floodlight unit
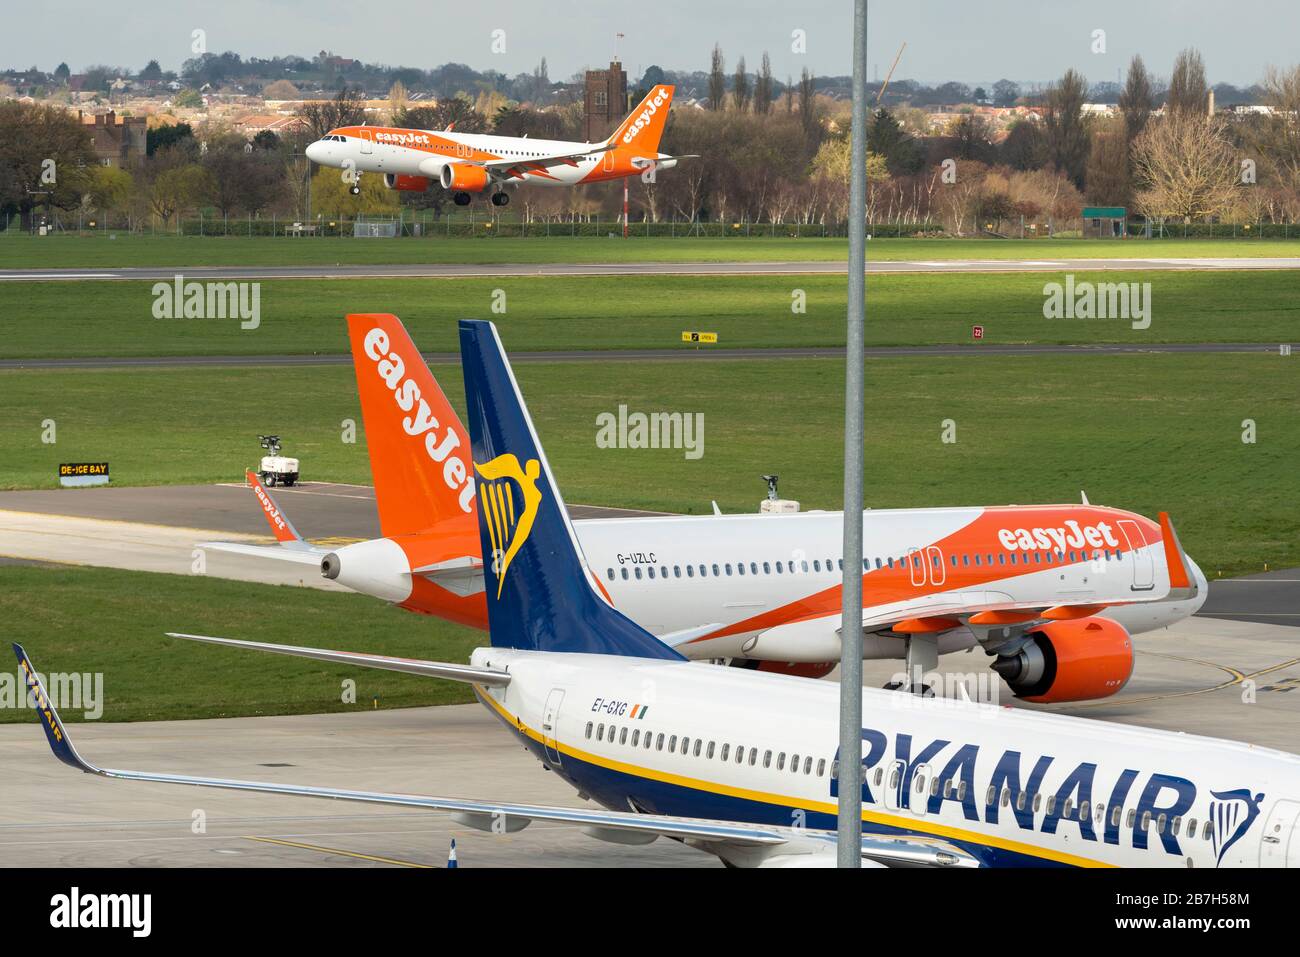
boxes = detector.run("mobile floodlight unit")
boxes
[759,474,799,514]
[257,435,299,488]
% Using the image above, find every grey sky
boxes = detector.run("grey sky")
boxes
[4,0,1297,87]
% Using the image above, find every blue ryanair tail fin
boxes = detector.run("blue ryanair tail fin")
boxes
[458,320,683,660]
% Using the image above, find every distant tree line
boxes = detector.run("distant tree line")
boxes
[6,46,1299,234]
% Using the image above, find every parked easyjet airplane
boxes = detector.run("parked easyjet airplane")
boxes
[18,320,1297,868]
[303,85,692,207]
[205,314,1208,704]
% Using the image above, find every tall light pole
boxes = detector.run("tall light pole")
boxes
[837,0,868,868]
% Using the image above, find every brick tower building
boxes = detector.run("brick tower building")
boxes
[583,59,628,143]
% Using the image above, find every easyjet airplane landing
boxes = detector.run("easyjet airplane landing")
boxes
[303,85,693,207]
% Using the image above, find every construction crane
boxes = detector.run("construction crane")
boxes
[876,42,907,106]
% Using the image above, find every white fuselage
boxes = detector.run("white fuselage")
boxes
[304,129,674,188]
[567,505,1208,662]
[471,647,1300,868]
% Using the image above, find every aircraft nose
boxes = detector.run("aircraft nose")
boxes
[305,141,326,164]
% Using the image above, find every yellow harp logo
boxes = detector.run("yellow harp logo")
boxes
[475,453,543,598]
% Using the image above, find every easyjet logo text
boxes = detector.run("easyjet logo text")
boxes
[252,483,287,532]
[622,88,669,144]
[376,130,431,147]
[363,327,476,513]
[997,520,1122,552]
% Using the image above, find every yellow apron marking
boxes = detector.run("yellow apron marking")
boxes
[245,836,432,868]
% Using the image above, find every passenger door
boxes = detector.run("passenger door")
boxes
[541,688,565,767]
[906,547,926,587]
[925,545,946,587]
[909,763,933,817]
[1260,800,1300,867]
[882,759,906,811]
[1117,519,1155,591]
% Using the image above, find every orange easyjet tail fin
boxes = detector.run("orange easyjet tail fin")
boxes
[346,314,477,537]
[606,85,674,153]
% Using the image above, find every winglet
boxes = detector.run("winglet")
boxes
[1157,511,1198,598]
[11,643,99,774]
[246,470,305,544]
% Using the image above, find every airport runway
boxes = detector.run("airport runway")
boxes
[0,615,1294,868]
[2,256,1300,284]
[2,341,1289,371]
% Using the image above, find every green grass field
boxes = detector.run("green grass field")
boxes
[2,270,1296,359]
[4,233,1300,269]
[0,564,479,723]
[2,354,1295,575]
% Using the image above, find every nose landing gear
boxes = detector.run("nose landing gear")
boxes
[348,172,362,196]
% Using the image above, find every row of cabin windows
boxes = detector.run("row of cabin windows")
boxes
[325,135,570,163]
[347,136,572,162]
[976,781,1213,841]
[605,548,1125,582]
[847,765,1215,843]
[865,764,1213,841]
[584,720,828,778]
[580,725,1211,843]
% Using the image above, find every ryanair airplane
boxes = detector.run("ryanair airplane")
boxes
[16,320,1300,868]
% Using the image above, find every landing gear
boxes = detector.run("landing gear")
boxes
[491,191,510,207]
[453,192,472,206]
[884,633,940,696]
[348,173,362,196]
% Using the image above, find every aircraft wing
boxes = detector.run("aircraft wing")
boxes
[163,633,512,684]
[478,142,615,179]
[13,641,976,869]
[657,622,727,647]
